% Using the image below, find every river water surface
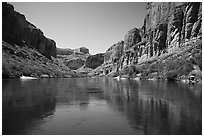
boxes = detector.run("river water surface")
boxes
[2,78,202,135]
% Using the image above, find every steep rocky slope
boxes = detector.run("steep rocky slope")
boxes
[2,2,56,59]
[89,2,202,82]
[2,3,78,78]
[2,41,78,78]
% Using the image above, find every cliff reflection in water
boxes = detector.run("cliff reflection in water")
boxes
[3,79,57,134]
[2,78,202,135]
[102,79,201,134]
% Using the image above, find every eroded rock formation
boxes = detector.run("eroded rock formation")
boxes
[89,2,202,81]
[2,2,56,59]
[104,41,124,64]
[57,46,90,70]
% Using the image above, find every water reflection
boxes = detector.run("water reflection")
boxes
[102,79,202,135]
[2,78,202,135]
[3,79,57,134]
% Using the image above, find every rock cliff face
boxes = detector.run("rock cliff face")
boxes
[2,3,80,79]
[2,2,56,59]
[124,28,141,51]
[142,2,202,57]
[89,2,202,82]
[104,41,124,64]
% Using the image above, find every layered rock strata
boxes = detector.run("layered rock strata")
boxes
[89,2,202,82]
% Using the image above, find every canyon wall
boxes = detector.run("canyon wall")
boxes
[89,2,202,80]
[127,2,202,64]
[2,2,57,59]
[142,2,202,57]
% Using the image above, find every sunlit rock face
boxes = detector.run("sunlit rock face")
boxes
[131,2,202,59]
[90,2,202,78]
[137,2,201,59]
[2,2,56,59]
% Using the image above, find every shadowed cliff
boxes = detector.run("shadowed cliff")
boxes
[2,2,56,59]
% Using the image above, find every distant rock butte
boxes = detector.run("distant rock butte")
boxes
[57,47,90,70]
[57,47,89,56]
[57,47,104,71]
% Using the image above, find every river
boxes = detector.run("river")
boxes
[2,77,202,135]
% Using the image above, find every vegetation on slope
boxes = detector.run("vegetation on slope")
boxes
[119,39,202,82]
[2,41,79,79]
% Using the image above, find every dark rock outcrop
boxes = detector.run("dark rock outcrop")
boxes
[2,2,56,59]
[85,53,104,69]
[65,58,85,70]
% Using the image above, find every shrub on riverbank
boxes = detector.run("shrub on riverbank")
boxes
[129,39,202,81]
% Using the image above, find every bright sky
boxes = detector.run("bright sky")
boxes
[11,2,146,54]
